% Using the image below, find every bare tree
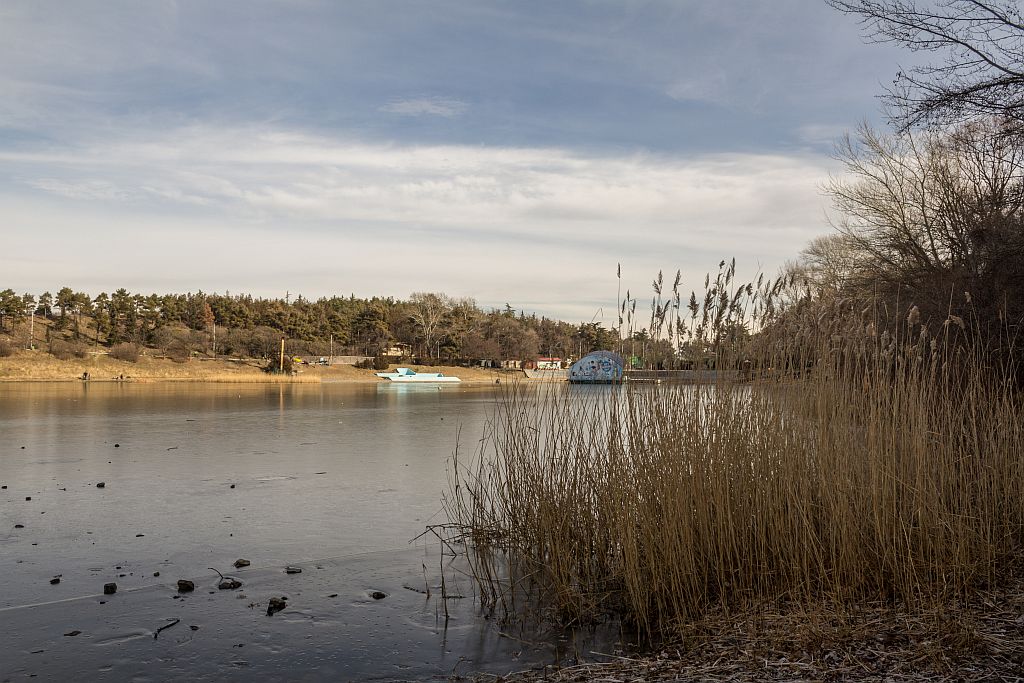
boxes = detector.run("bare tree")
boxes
[794,234,861,294]
[828,0,1024,129]
[408,292,450,358]
[825,119,1024,337]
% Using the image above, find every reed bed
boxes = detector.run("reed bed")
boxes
[440,275,1024,648]
[474,580,1024,681]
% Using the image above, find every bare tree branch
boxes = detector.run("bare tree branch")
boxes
[827,0,1024,129]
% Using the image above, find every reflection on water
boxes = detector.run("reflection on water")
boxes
[0,382,501,606]
[0,381,629,680]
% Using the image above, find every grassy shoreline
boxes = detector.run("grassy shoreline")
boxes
[0,349,505,384]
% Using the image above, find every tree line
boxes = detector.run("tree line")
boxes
[784,1,1024,379]
[0,288,620,364]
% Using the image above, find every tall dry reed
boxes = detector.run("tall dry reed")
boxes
[441,276,1024,637]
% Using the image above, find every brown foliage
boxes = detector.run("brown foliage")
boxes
[49,339,87,361]
[108,343,141,362]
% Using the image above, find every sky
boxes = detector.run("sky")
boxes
[0,0,914,323]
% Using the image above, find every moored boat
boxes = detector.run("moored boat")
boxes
[375,367,462,383]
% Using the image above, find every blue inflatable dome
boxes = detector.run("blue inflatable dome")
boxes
[568,351,624,384]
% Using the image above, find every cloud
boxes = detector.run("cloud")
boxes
[24,178,128,201]
[379,97,468,118]
[796,123,851,147]
[1,124,839,318]
[665,72,730,106]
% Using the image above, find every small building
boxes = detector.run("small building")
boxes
[384,343,412,358]
[501,359,522,369]
[536,357,563,369]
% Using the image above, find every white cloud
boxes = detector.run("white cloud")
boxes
[1,125,838,319]
[379,97,467,118]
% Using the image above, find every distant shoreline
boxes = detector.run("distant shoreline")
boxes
[0,350,506,384]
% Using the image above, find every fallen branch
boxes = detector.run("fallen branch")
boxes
[154,618,180,640]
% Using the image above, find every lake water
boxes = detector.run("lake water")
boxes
[0,382,620,681]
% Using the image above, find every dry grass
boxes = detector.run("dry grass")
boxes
[474,582,1024,681]
[440,278,1024,679]
[0,349,319,382]
[446,365,1023,633]
[0,350,506,384]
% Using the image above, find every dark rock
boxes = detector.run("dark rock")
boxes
[266,597,287,616]
[153,571,160,577]
[14,524,24,529]
[96,482,105,488]
[233,559,250,568]
[1,485,6,489]
[285,566,302,574]
[177,579,195,593]
[64,630,81,637]
[328,593,338,598]
[25,496,31,501]
[218,578,243,590]
[230,484,235,489]
[103,583,117,595]
[114,444,120,448]
[50,577,60,585]
[370,591,387,600]
[118,574,126,578]
[190,625,199,631]
[135,534,144,537]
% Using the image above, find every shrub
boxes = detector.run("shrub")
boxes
[441,264,1024,638]
[109,343,141,362]
[372,355,390,371]
[264,354,294,374]
[49,339,87,361]
[0,339,13,357]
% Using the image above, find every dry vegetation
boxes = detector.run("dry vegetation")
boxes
[441,273,1024,680]
[474,586,1024,681]
[0,346,504,384]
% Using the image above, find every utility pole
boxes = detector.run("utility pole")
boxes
[329,334,333,365]
[28,308,34,350]
[279,338,285,374]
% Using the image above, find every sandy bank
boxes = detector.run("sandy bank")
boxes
[0,349,508,384]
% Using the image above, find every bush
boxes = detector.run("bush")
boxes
[109,343,141,362]
[0,339,13,357]
[264,354,294,374]
[49,339,87,361]
[354,355,389,370]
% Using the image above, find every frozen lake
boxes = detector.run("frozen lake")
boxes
[0,382,617,681]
